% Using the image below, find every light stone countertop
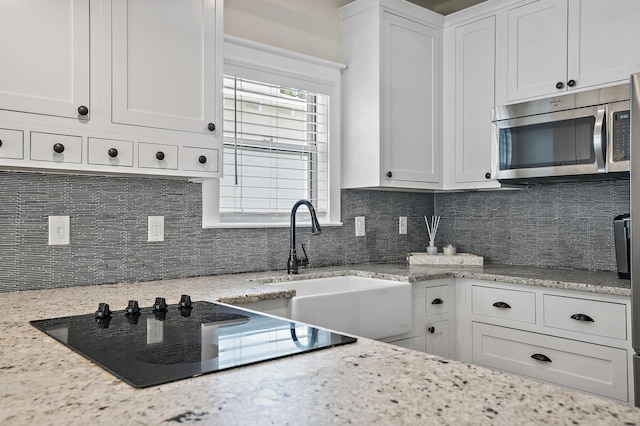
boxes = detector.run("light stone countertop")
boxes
[1,263,638,425]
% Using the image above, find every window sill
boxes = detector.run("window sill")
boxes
[203,221,343,230]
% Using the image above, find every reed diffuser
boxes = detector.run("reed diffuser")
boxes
[424,215,440,255]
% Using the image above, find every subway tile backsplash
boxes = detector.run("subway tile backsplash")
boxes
[0,171,629,292]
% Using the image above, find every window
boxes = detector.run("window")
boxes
[202,36,343,228]
[220,77,329,219]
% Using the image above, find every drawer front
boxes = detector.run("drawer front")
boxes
[138,142,178,170]
[183,146,219,173]
[31,132,82,163]
[425,285,449,316]
[88,138,133,167]
[472,285,536,324]
[0,128,24,159]
[472,322,628,401]
[543,294,627,340]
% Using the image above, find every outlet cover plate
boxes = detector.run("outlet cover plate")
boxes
[148,216,164,242]
[399,216,407,234]
[355,216,365,237]
[48,216,70,245]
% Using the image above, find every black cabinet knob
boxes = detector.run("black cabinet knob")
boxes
[431,298,444,305]
[427,326,435,334]
[198,155,207,164]
[208,123,216,132]
[485,172,491,179]
[570,313,594,322]
[567,79,576,87]
[556,81,564,89]
[77,105,89,116]
[156,151,165,161]
[492,301,511,309]
[0,140,3,148]
[53,143,65,154]
[108,148,118,158]
[531,353,552,363]
[386,171,392,178]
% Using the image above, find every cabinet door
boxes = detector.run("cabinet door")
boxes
[112,0,219,134]
[382,12,440,184]
[0,0,89,119]
[567,0,640,89]
[425,320,449,358]
[454,16,496,184]
[505,0,568,101]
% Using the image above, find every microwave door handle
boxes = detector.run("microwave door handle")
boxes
[593,105,606,172]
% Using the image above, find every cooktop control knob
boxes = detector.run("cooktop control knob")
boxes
[179,295,192,309]
[152,297,168,312]
[125,300,141,316]
[179,294,193,317]
[95,303,112,319]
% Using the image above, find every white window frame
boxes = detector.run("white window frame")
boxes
[202,35,344,228]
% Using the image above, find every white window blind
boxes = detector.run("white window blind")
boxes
[221,75,329,221]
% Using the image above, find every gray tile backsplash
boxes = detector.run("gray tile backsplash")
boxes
[0,171,432,292]
[434,179,630,272]
[0,171,628,292]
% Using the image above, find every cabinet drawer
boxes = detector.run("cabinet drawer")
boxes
[0,128,24,159]
[182,146,218,172]
[472,322,628,401]
[543,295,627,340]
[425,320,449,359]
[472,285,536,324]
[138,142,178,170]
[425,285,449,316]
[30,132,81,163]
[88,138,133,167]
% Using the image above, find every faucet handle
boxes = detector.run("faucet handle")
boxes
[300,242,310,267]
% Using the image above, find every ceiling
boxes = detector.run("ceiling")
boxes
[337,0,488,15]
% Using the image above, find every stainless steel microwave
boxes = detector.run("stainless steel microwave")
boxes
[491,84,630,182]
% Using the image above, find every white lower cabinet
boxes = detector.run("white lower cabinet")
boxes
[465,279,632,403]
[472,322,628,401]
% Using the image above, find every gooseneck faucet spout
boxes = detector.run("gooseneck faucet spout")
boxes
[287,199,322,274]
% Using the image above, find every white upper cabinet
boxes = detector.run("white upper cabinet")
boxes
[112,0,219,135]
[442,14,500,189]
[497,0,640,104]
[0,0,222,178]
[340,0,443,190]
[0,0,90,120]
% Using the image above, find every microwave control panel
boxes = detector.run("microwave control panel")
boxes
[611,110,630,162]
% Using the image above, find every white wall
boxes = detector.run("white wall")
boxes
[224,0,349,62]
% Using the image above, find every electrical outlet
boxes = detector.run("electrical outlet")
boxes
[399,216,407,234]
[48,216,70,245]
[355,216,365,237]
[148,216,164,242]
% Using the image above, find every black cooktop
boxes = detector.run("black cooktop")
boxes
[30,297,357,388]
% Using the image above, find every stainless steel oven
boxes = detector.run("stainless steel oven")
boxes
[491,84,630,182]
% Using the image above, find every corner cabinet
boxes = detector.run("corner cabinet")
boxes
[441,14,500,190]
[0,0,222,179]
[496,0,640,104]
[339,0,443,190]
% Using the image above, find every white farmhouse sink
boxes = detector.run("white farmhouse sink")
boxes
[273,276,412,340]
